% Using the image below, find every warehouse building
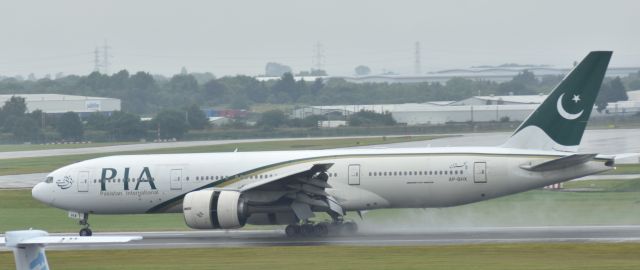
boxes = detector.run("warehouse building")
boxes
[292,91,640,125]
[0,94,121,117]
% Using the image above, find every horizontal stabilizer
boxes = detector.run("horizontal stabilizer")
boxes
[520,153,597,171]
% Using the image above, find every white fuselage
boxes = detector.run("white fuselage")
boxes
[32,146,611,215]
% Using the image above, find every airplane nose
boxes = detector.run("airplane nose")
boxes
[32,183,51,205]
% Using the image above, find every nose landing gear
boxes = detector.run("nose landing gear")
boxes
[78,213,92,236]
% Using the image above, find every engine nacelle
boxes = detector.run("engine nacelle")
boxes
[183,190,247,229]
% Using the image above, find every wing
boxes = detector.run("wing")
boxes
[238,163,343,221]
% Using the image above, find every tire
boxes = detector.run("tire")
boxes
[301,224,315,237]
[285,225,300,237]
[314,223,329,237]
[79,228,92,236]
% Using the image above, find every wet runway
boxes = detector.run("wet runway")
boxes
[4,226,640,251]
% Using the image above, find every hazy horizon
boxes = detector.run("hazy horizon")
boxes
[1,0,638,78]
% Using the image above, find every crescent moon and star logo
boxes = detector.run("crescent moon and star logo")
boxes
[556,93,584,120]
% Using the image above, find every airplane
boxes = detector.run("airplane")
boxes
[1,229,140,270]
[32,51,620,237]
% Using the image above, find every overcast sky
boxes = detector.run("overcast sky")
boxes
[1,0,638,77]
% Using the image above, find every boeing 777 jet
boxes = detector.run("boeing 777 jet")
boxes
[32,51,621,237]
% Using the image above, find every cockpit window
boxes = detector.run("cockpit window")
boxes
[45,177,53,183]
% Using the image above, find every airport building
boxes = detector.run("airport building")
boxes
[256,67,640,84]
[0,94,121,117]
[292,91,640,126]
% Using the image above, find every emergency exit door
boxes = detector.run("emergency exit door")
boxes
[170,169,182,190]
[77,171,89,192]
[348,164,360,185]
[473,162,487,183]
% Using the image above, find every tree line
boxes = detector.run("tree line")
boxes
[1,69,636,116]
[0,97,210,143]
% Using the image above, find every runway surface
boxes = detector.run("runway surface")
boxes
[3,226,640,251]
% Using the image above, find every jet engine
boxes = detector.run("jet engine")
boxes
[183,190,248,229]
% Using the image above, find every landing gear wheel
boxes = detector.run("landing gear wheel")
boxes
[285,224,301,237]
[79,228,92,236]
[314,223,329,237]
[301,224,316,237]
[77,212,92,236]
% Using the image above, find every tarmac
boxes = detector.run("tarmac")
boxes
[3,225,640,251]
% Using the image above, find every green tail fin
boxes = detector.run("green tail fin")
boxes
[502,51,612,152]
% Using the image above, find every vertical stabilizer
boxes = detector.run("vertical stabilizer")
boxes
[502,51,612,152]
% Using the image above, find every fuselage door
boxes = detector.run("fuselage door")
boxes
[348,164,360,185]
[473,162,487,183]
[77,171,89,192]
[170,169,182,190]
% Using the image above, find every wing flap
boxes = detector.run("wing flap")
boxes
[239,163,333,192]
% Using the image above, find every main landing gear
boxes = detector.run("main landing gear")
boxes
[78,213,92,236]
[285,221,358,238]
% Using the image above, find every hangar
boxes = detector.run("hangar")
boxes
[0,94,121,117]
[292,91,640,125]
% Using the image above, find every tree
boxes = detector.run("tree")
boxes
[354,65,371,76]
[270,73,297,103]
[496,70,539,95]
[10,116,41,142]
[86,112,109,130]
[185,105,209,130]
[257,110,287,128]
[202,79,228,102]
[153,110,188,139]
[169,74,199,93]
[596,77,628,112]
[512,70,538,86]
[1,96,27,117]
[106,111,146,140]
[348,110,396,126]
[310,78,324,96]
[1,96,28,132]
[56,112,83,141]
